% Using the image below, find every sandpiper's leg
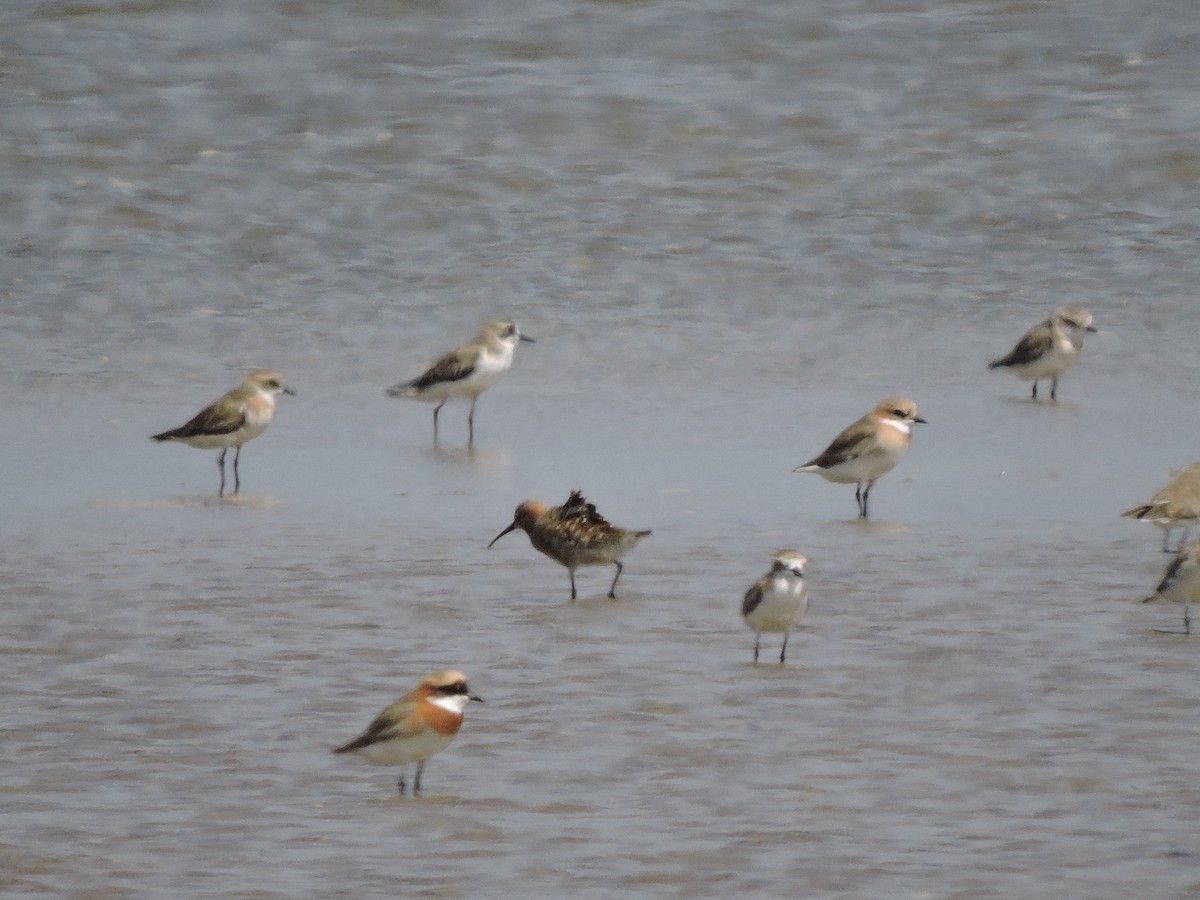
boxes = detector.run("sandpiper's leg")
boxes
[780,631,789,664]
[1050,377,1059,401]
[413,761,425,796]
[1186,602,1192,636]
[854,483,864,518]
[217,448,227,497]
[753,634,760,663]
[397,771,407,795]
[569,571,577,601]
[468,398,477,445]
[861,481,873,520]
[608,561,624,598]
[232,445,242,495]
[432,402,445,443]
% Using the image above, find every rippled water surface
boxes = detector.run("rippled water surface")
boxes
[4,0,1200,896]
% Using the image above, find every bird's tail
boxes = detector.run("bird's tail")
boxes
[385,381,417,399]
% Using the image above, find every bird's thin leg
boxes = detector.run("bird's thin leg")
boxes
[1186,602,1192,636]
[569,571,577,601]
[1163,528,1173,554]
[854,483,864,518]
[1031,380,1038,400]
[467,398,477,445]
[780,631,789,664]
[753,634,760,663]
[432,403,445,444]
[232,445,242,495]
[217,448,227,497]
[1050,377,1059,401]
[1175,526,1193,554]
[861,482,873,519]
[397,771,407,795]
[608,561,624,598]
[413,761,425,796]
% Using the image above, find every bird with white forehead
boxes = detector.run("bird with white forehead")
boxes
[741,550,809,664]
[793,397,926,520]
[387,319,533,444]
[151,368,294,497]
[334,670,483,796]
[988,305,1097,401]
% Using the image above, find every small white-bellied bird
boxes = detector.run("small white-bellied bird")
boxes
[333,670,483,796]
[151,368,294,497]
[488,490,651,600]
[1144,540,1200,636]
[988,305,1097,400]
[793,397,926,519]
[387,319,533,444]
[741,550,809,663]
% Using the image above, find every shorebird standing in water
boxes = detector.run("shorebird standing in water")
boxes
[988,305,1097,400]
[151,368,294,497]
[1123,463,1200,553]
[741,550,809,664]
[793,397,926,519]
[387,319,533,444]
[333,670,483,796]
[1143,540,1200,635]
[488,490,652,600]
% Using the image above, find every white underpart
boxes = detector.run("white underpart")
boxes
[745,572,809,633]
[356,729,455,766]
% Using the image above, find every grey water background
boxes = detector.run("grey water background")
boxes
[4,0,1200,895]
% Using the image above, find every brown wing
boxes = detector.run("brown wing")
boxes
[151,402,246,441]
[742,581,764,617]
[333,695,417,753]
[802,424,875,469]
[1153,553,1188,597]
[408,349,477,390]
[990,323,1052,369]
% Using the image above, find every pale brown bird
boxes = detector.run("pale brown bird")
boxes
[152,369,295,497]
[333,670,483,796]
[1123,463,1200,553]
[386,319,533,444]
[793,397,926,519]
[488,490,652,600]
[988,305,1097,400]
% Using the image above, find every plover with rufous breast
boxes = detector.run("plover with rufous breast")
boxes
[333,670,483,796]
[793,397,926,520]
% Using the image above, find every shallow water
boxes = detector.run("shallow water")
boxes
[4,0,1200,896]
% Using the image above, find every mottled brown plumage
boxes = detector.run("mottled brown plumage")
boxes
[488,490,651,599]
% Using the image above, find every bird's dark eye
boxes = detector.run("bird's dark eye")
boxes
[792,567,804,577]
[893,409,905,417]
[504,325,516,337]
[441,681,468,694]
